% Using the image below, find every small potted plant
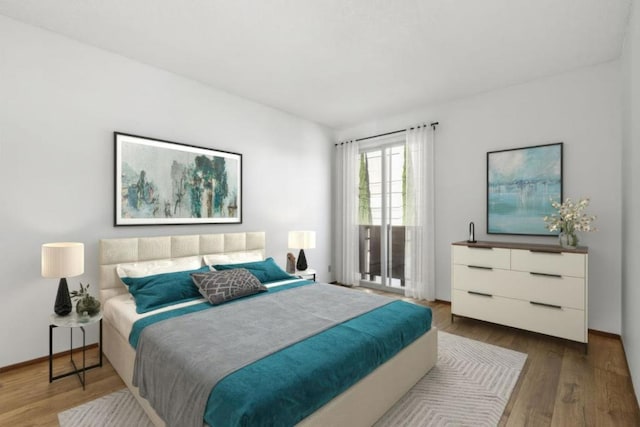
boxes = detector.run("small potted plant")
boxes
[70,283,101,317]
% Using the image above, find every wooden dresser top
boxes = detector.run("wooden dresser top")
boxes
[452,240,588,254]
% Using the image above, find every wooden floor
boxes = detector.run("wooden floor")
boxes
[1,296,639,426]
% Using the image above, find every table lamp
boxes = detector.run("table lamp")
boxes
[42,242,84,316]
[288,231,316,271]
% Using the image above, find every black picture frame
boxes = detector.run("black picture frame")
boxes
[487,142,563,236]
[114,132,242,226]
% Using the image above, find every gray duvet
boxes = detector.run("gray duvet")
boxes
[132,283,392,427]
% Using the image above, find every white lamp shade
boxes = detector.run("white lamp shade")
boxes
[288,231,316,250]
[41,242,84,278]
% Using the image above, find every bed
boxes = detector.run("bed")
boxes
[99,232,437,426]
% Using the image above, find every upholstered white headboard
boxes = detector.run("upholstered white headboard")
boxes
[98,232,266,303]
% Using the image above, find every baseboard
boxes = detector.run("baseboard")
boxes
[0,343,99,373]
[588,328,621,339]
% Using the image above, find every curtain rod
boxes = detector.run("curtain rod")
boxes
[335,121,439,146]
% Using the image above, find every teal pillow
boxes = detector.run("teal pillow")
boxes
[213,257,293,284]
[121,266,210,314]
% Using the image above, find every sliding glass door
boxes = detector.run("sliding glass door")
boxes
[358,139,406,292]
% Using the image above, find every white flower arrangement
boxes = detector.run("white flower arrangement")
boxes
[543,197,597,235]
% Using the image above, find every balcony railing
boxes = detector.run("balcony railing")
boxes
[359,225,405,287]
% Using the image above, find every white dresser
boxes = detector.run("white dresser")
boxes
[451,241,588,346]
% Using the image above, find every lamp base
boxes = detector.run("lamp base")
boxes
[54,278,72,316]
[296,249,308,271]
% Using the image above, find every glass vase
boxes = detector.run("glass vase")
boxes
[559,231,579,249]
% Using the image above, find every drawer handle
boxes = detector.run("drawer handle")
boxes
[469,246,493,250]
[530,272,562,278]
[468,290,493,298]
[530,301,562,310]
[529,249,562,254]
[468,265,493,270]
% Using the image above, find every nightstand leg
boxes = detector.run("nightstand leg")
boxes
[49,325,54,383]
[81,326,86,390]
[99,319,103,367]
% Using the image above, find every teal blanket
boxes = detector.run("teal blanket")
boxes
[206,299,431,426]
[129,281,432,427]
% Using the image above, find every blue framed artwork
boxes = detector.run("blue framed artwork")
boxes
[115,132,242,225]
[487,142,562,235]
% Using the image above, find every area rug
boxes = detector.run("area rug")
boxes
[58,387,154,427]
[375,332,527,426]
[58,332,527,427]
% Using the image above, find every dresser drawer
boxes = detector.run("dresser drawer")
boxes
[452,265,585,309]
[508,271,585,310]
[509,298,586,342]
[452,264,511,295]
[452,289,586,342]
[511,249,585,277]
[452,245,510,269]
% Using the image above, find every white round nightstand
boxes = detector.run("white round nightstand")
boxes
[49,311,103,389]
[50,311,102,327]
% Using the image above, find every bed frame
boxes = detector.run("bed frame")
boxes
[99,232,437,426]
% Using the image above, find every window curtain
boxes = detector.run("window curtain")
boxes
[334,140,359,286]
[404,125,435,300]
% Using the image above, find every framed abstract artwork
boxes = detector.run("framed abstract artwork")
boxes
[114,133,242,225]
[487,142,562,235]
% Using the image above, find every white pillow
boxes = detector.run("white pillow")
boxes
[116,256,202,279]
[203,250,264,267]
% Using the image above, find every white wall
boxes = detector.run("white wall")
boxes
[337,61,622,334]
[0,16,333,367]
[622,1,640,406]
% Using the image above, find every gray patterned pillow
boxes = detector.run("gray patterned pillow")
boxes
[191,268,267,305]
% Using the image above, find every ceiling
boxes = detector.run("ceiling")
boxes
[0,0,632,129]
